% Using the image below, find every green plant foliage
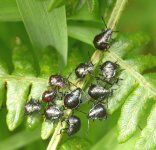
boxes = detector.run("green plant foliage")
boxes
[48,0,65,12]
[0,0,156,149]
[97,36,156,145]
[69,23,156,148]
[0,35,85,137]
[16,0,68,66]
[0,128,41,150]
[0,0,20,21]
[59,137,91,150]
[0,31,155,149]
[135,103,156,150]
[86,0,98,13]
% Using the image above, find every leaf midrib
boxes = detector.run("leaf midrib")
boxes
[0,74,47,83]
[108,51,156,97]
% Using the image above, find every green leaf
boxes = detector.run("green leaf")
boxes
[66,0,87,18]
[0,34,86,136]
[144,73,156,88]
[135,104,156,150]
[0,28,156,149]
[48,0,65,12]
[0,0,98,22]
[1,0,156,149]
[73,26,156,145]
[0,0,20,21]
[16,0,68,65]
[100,50,156,143]
[0,0,97,22]
[118,86,149,142]
[0,128,40,150]
[6,40,36,131]
[59,137,91,150]
[91,127,139,150]
[6,80,30,131]
[87,0,97,13]
[67,3,99,21]
[68,23,100,45]
[3,40,49,131]
[107,55,156,114]
[38,47,59,77]
[101,52,156,143]
[11,39,36,76]
[41,121,55,140]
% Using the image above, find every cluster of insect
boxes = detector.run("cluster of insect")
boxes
[25,21,121,136]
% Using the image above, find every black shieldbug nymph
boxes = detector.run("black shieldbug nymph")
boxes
[64,88,82,109]
[93,17,116,51]
[42,90,57,103]
[100,61,119,82]
[88,84,112,101]
[45,106,64,121]
[59,116,81,136]
[49,74,70,89]
[88,104,107,120]
[75,62,94,79]
[25,99,41,115]
[93,28,113,51]
[66,115,81,136]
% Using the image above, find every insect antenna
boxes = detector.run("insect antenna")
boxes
[67,72,72,80]
[101,16,107,29]
[76,109,87,115]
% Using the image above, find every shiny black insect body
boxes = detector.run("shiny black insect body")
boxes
[66,116,81,136]
[45,106,64,121]
[25,99,41,115]
[75,62,94,79]
[49,74,70,89]
[88,104,107,120]
[93,28,112,51]
[42,90,57,103]
[59,116,81,136]
[64,88,81,109]
[100,61,118,82]
[88,84,112,101]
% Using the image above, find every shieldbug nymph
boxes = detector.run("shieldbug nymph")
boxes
[75,62,94,79]
[88,84,112,101]
[49,74,70,89]
[88,104,107,120]
[93,28,113,51]
[45,106,64,121]
[93,17,117,51]
[66,116,81,136]
[42,90,57,103]
[64,88,82,109]
[25,99,41,115]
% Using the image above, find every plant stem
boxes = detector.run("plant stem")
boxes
[47,110,72,150]
[108,0,128,30]
[46,122,63,150]
[47,0,128,149]
[91,0,128,63]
